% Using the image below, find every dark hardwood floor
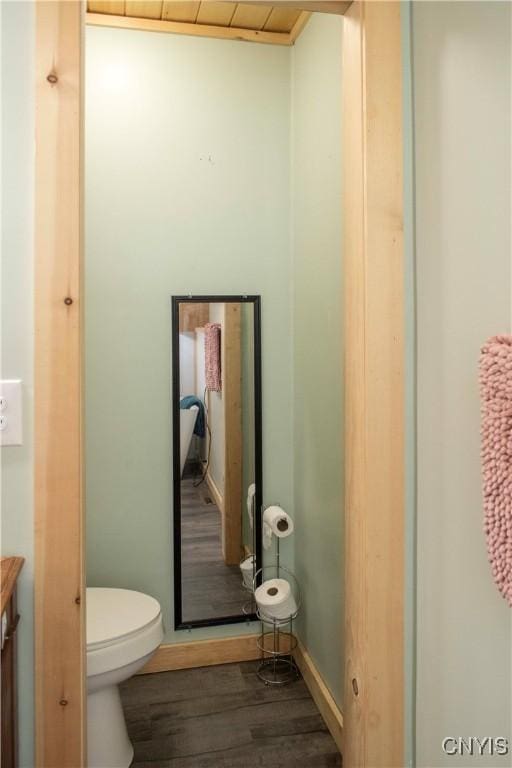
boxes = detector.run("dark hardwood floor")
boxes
[121,660,342,767]
[181,477,248,623]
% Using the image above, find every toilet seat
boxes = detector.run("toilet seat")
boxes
[87,588,163,678]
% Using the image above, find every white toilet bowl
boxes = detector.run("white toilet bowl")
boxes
[86,588,164,768]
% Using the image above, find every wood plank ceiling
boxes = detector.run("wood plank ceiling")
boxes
[86,2,315,45]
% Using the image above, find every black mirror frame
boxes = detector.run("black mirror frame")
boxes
[171,295,263,630]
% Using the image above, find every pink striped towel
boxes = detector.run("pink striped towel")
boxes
[205,322,221,392]
[480,335,512,605]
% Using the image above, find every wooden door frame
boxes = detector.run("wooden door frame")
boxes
[221,302,243,565]
[342,3,405,766]
[35,2,85,766]
[34,2,405,766]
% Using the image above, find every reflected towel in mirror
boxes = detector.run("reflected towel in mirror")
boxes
[205,322,221,392]
[180,395,205,438]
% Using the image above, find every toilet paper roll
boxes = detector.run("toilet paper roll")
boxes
[254,578,298,621]
[240,555,255,590]
[263,506,294,538]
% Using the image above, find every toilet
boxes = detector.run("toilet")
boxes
[86,587,164,768]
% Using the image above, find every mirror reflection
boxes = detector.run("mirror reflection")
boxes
[172,297,262,627]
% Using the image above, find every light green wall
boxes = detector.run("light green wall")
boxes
[85,26,294,643]
[1,3,35,765]
[290,14,344,707]
[413,2,511,765]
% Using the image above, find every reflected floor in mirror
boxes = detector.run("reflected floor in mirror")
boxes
[181,476,249,623]
[120,660,342,767]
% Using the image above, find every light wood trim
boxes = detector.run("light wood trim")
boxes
[232,1,351,13]
[206,468,225,514]
[125,1,163,19]
[35,2,86,767]
[162,1,200,22]
[86,12,294,44]
[196,0,236,26]
[230,4,273,30]
[342,22,364,768]
[222,303,243,566]
[139,634,260,673]
[262,5,301,31]
[288,9,311,43]
[0,558,25,616]
[342,2,404,767]
[88,0,125,14]
[294,642,343,754]
[178,302,209,333]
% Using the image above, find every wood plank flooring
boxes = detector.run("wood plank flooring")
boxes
[181,477,248,623]
[121,661,342,767]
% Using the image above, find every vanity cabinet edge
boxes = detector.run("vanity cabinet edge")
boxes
[1,556,25,768]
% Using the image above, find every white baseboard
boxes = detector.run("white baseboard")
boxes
[205,470,224,514]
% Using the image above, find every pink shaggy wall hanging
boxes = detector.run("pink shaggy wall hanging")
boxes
[480,335,512,605]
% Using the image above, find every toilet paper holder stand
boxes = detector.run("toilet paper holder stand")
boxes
[254,535,301,686]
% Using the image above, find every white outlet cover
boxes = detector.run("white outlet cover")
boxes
[0,380,23,446]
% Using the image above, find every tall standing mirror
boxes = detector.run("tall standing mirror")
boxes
[172,296,262,628]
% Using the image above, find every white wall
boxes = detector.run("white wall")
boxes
[413,2,512,765]
[0,3,35,766]
[179,332,195,398]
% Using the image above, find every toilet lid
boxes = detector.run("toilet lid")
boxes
[86,588,161,649]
